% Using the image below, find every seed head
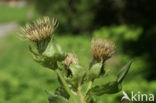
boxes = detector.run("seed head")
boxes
[91,38,115,61]
[62,53,78,67]
[20,17,58,42]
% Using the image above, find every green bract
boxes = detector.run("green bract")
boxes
[87,62,102,81]
[30,38,66,70]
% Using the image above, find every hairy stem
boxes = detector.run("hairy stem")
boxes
[77,87,86,103]
[86,81,93,93]
[84,81,93,102]
[56,69,78,103]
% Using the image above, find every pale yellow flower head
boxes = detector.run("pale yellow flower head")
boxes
[91,38,115,61]
[21,17,57,42]
[62,53,78,67]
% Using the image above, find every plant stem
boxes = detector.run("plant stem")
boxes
[85,95,90,102]
[56,69,78,103]
[84,81,93,102]
[77,87,86,103]
[86,81,93,93]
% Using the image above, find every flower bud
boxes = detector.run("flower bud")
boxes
[20,16,58,54]
[21,17,57,42]
[30,41,66,70]
[91,38,115,62]
[62,53,78,67]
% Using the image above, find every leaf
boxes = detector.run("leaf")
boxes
[67,64,85,89]
[117,60,133,83]
[87,81,122,96]
[87,62,102,81]
[46,90,68,103]
[30,39,66,70]
[55,87,70,99]
[68,95,81,103]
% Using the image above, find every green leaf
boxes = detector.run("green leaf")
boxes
[87,81,122,96]
[86,60,132,96]
[88,62,102,81]
[67,64,85,89]
[46,90,68,103]
[117,60,133,83]
[30,39,66,70]
[55,87,70,99]
[68,95,81,103]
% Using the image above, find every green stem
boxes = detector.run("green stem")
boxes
[56,69,78,103]
[77,87,86,103]
[85,95,90,102]
[86,81,93,94]
[84,81,93,102]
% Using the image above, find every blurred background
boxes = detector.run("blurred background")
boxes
[0,0,155,103]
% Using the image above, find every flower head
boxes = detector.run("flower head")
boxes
[62,53,78,67]
[91,38,115,61]
[21,17,57,42]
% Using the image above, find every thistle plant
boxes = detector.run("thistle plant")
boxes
[21,17,132,103]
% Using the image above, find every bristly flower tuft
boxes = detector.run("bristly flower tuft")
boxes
[91,38,115,61]
[20,17,58,42]
[62,53,78,67]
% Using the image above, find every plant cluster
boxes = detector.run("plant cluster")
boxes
[21,17,132,103]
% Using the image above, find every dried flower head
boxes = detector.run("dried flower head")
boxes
[21,17,58,42]
[91,38,115,61]
[62,53,78,67]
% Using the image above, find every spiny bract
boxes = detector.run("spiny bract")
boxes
[91,38,115,61]
[21,17,57,42]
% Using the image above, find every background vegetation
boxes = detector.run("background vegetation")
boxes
[0,0,156,103]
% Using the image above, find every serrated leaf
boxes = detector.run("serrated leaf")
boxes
[117,60,132,83]
[87,81,122,96]
[46,90,68,103]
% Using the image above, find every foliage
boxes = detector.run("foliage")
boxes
[19,16,134,103]
[33,0,156,81]
[0,3,156,103]
[33,0,156,34]
[0,4,37,23]
[0,34,156,103]
[34,0,98,33]
[93,25,156,81]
